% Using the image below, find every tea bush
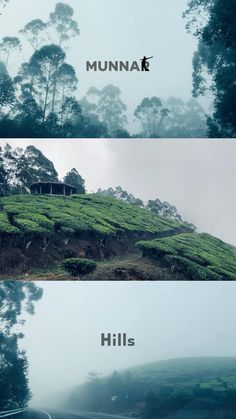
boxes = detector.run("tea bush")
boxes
[62,258,97,277]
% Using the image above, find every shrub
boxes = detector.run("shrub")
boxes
[62,258,97,278]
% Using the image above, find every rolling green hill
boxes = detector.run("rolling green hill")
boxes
[0,194,182,236]
[137,233,236,280]
[0,194,235,281]
[0,194,189,278]
[122,357,236,387]
[63,357,236,418]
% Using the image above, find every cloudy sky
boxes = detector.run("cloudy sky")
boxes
[0,0,204,130]
[21,281,236,405]
[2,139,236,246]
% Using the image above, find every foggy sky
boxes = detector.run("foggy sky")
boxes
[2,139,236,247]
[21,281,236,405]
[0,0,201,132]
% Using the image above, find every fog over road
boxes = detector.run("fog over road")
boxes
[25,410,129,419]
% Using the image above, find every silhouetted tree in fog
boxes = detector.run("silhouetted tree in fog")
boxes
[0,37,21,69]
[184,0,236,137]
[0,282,42,409]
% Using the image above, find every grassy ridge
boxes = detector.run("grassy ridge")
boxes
[0,194,182,237]
[137,233,236,280]
[124,357,236,386]
[122,357,236,396]
[65,357,236,416]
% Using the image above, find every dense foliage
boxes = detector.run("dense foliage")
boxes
[0,2,210,137]
[0,144,85,195]
[137,233,236,280]
[0,194,182,237]
[0,282,42,409]
[134,97,207,138]
[64,358,236,418]
[62,257,97,277]
[184,0,236,137]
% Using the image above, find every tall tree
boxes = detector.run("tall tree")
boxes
[0,281,42,410]
[160,97,207,137]
[49,3,80,113]
[0,61,15,111]
[16,145,59,190]
[49,2,80,47]
[30,44,65,122]
[0,146,10,195]
[1,144,58,193]
[20,19,47,52]
[134,97,169,137]
[86,85,128,137]
[0,36,21,69]
[56,63,78,123]
[184,0,236,137]
[63,168,85,194]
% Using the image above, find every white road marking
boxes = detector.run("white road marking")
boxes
[34,409,52,419]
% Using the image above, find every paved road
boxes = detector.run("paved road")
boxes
[22,409,128,419]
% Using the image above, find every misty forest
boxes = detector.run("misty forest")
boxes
[0,281,42,411]
[0,0,235,138]
[0,143,236,280]
[2,282,236,418]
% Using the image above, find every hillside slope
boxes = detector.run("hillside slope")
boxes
[0,194,235,280]
[137,233,236,280]
[0,194,189,277]
[62,357,236,418]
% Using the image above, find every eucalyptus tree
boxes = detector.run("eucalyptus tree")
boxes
[20,19,48,51]
[134,97,169,137]
[56,63,78,123]
[0,36,21,69]
[0,61,14,111]
[49,3,80,113]
[1,144,58,192]
[86,84,128,137]
[30,44,65,122]
[15,145,59,191]
[49,2,80,47]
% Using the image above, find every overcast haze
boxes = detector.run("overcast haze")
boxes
[21,282,236,405]
[2,139,236,247]
[0,0,203,130]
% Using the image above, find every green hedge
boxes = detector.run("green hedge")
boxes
[62,258,97,277]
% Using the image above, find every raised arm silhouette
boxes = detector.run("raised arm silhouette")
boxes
[140,56,153,71]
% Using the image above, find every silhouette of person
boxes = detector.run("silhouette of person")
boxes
[140,56,153,71]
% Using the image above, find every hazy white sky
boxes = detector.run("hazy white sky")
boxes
[21,281,236,404]
[0,0,204,129]
[2,139,236,246]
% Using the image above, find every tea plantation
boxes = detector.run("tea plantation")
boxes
[0,194,183,237]
[137,233,236,280]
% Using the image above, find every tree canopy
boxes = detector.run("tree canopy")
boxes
[0,281,42,409]
[184,0,236,137]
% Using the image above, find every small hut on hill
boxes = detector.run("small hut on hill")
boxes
[30,182,76,196]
